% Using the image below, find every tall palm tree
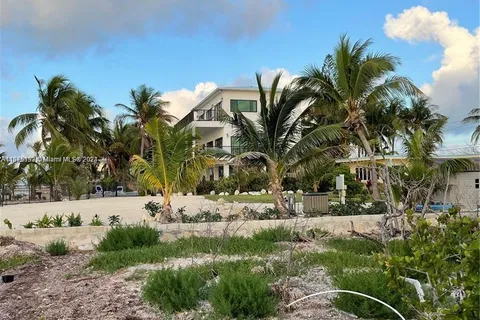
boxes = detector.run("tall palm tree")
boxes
[27,141,43,156]
[8,75,77,147]
[130,118,215,222]
[0,160,23,204]
[224,72,345,217]
[462,108,480,144]
[116,85,174,157]
[296,35,422,200]
[0,143,5,159]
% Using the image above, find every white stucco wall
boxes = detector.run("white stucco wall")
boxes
[432,171,480,210]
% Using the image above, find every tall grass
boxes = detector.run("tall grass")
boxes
[45,239,69,256]
[325,238,383,255]
[96,224,160,252]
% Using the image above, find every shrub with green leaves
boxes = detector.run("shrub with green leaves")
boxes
[143,201,162,217]
[181,209,222,223]
[35,213,53,228]
[66,212,82,227]
[215,176,237,195]
[252,226,293,242]
[89,214,103,226]
[333,270,415,319]
[330,200,364,216]
[143,268,204,312]
[243,207,280,220]
[210,272,277,318]
[23,221,34,229]
[3,219,12,230]
[45,239,69,256]
[381,210,480,319]
[96,223,160,252]
[51,214,64,227]
[364,201,387,215]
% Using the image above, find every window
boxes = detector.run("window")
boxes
[231,136,243,155]
[209,168,214,181]
[218,166,224,179]
[206,141,213,148]
[230,99,257,112]
[215,138,223,148]
[475,178,479,189]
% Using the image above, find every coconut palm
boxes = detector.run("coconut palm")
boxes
[130,118,215,222]
[116,85,174,157]
[27,141,43,157]
[0,143,5,159]
[296,35,422,200]
[224,72,345,217]
[399,96,446,136]
[0,160,23,204]
[462,108,480,144]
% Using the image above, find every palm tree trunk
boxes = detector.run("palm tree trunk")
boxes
[421,181,435,217]
[356,127,381,200]
[140,125,145,158]
[267,161,289,218]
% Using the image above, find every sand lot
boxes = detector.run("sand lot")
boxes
[0,195,272,229]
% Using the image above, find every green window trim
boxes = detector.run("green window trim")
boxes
[230,99,257,112]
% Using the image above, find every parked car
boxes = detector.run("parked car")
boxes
[415,202,453,212]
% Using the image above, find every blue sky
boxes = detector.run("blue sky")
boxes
[1,0,479,156]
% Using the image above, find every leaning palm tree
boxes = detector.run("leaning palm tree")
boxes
[130,118,215,222]
[296,35,422,200]
[224,72,345,217]
[462,108,480,144]
[116,85,175,157]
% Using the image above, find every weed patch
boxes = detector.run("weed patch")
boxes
[252,226,294,242]
[325,238,383,255]
[0,255,37,272]
[299,251,374,275]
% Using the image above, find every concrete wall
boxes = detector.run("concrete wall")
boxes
[0,214,387,250]
[432,171,480,210]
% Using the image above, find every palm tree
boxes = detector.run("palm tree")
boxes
[8,75,77,147]
[0,160,23,205]
[224,72,345,217]
[399,96,446,136]
[27,141,43,156]
[0,143,6,159]
[296,35,422,200]
[116,85,174,157]
[462,108,480,144]
[130,118,215,222]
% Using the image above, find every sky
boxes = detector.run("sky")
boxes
[0,0,479,156]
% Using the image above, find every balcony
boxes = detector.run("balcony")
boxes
[177,102,224,128]
[200,145,248,156]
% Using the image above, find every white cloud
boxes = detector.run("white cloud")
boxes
[1,0,286,56]
[0,117,41,157]
[163,82,218,120]
[232,67,298,87]
[384,6,480,134]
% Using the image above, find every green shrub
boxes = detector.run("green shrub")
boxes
[51,214,64,227]
[364,201,387,215]
[301,251,375,275]
[326,238,383,255]
[330,200,364,216]
[245,171,269,192]
[215,176,237,195]
[45,239,69,256]
[143,268,204,312]
[96,224,160,252]
[69,177,88,200]
[89,214,103,226]
[143,201,162,217]
[0,255,37,272]
[66,212,82,227]
[35,213,53,228]
[196,179,216,195]
[243,207,280,220]
[23,221,34,229]
[210,273,277,318]
[181,209,222,223]
[3,219,12,230]
[386,239,412,257]
[333,270,415,319]
[252,226,293,242]
[108,215,121,226]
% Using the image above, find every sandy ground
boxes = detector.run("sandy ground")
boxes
[0,196,273,229]
[0,238,355,320]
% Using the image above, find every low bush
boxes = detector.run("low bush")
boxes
[52,214,64,227]
[143,268,204,312]
[96,223,160,252]
[143,201,162,218]
[364,201,388,215]
[300,251,374,275]
[386,239,412,257]
[215,176,237,195]
[333,270,415,319]
[330,200,387,216]
[35,213,53,228]
[23,221,34,229]
[66,212,82,227]
[45,239,69,256]
[89,214,103,226]
[326,238,383,255]
[243,207,280,220]
[210,273,277,318]
[181,209,222,223]
[252,226,293,243]
[196,179,216,195]
[108,215,121,226]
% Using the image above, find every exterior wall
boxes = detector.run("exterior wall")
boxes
[432,171,480,210]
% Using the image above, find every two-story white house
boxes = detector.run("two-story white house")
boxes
[177,87,278,181]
